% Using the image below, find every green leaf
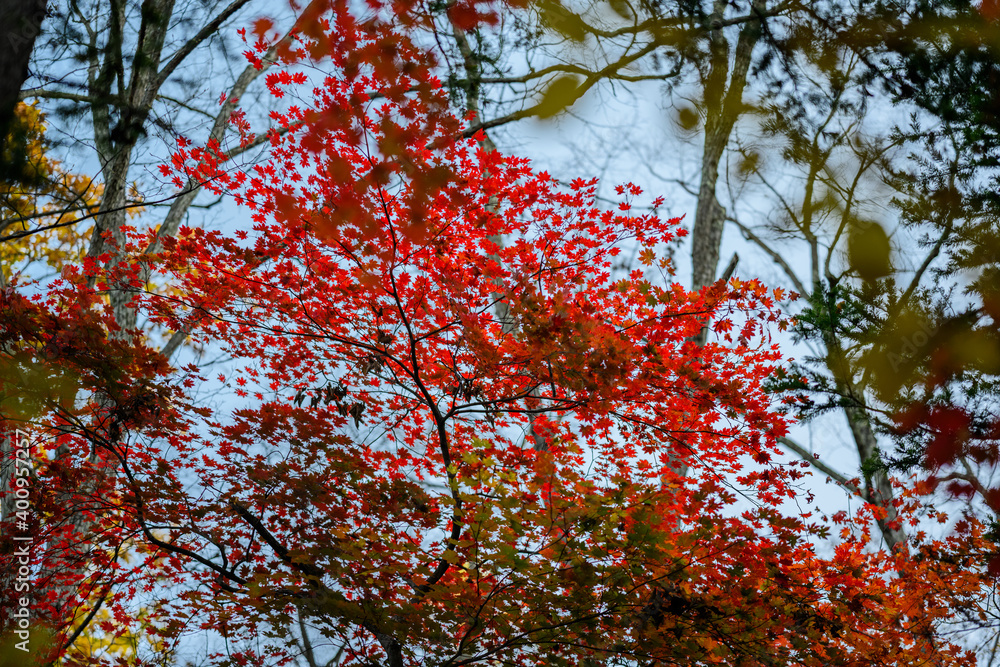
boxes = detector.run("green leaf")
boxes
[676,105,699,131]
[537,0,588,41]
[0,352,81,422]
[0,626,56,666]
[847,221,892,281]
[606,0,634,21]
[534,75,583,119]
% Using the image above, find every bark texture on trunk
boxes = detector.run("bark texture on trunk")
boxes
[824,329,907,552]
[690,0,763,300]
[843,404,906,550]
[679,0,765,480]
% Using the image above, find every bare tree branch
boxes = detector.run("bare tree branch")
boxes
[728,216,807,295]
[778,436,860,495]
[154,0,254,91]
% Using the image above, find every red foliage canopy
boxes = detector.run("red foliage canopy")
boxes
[0,2,993,665]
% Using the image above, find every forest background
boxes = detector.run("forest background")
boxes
[0,0,999,665]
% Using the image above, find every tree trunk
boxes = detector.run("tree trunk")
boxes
[30,0,268,639]
[674,1,763,478]
[0,0,46,160]
[689,0,763,345]
[842,405,906,550]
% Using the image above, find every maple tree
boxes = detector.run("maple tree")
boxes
[0,2,997,666]
[1,0,295,651]
[457,1,1000,636]
[426,0,999,581]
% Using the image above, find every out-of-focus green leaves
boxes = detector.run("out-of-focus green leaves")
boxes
[847,221,892,282]
[947,328,1000,375]
[736,149,760,176]
[676,105,699,132]
[606,0,634,21]
[536,0,588,42]
[535,74,583,118]
[861,307,937,405]
[0,351,80,422]
[0,626,56,666]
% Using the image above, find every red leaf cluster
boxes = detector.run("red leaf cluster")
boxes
[0,3,993,665]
